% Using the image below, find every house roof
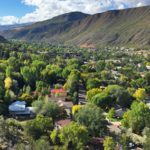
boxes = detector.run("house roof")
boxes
[9,101,26,112]
[55,119,71,127]
[80,44,95,48]
[115,108,126,117]
[57,100,73,109]
[31,91,42,95]
[51,89,67,93]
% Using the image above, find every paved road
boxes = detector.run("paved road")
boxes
[78,82,87,105]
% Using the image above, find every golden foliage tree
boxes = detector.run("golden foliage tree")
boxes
[4,77,12,89]
[86,88,102,102]
[133,88,147,101]
[72,105,82,116]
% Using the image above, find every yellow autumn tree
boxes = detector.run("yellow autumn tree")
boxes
[4,77,12,89]
[86,88,102,102]
[133,88,147,101]
[72,105,82,116]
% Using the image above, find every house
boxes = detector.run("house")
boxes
[50,89,67,97]
[49,89,73,118]
[55,119,71,129]
[9,101,35,118]
[140,72,145,78]
[100,86,106,90]
[31,91,42,95]
[115,108,127,118]
[49,99,73,118]
[146,65,150,71]
[80,44,95,48]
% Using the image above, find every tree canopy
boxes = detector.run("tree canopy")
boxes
[59,122,89,150]
[121,101,150,134]
[75,104,107,137]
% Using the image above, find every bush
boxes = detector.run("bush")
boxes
[108,108,115,118]
[20,93,33,106]
[65,96,73,101]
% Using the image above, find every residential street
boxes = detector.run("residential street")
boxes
[78,82,87,105]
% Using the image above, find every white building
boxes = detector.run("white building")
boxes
[9,101,34,118]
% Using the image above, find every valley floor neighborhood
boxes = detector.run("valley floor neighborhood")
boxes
[0,3,150,150]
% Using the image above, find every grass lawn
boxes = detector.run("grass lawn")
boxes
[106,115,121,122]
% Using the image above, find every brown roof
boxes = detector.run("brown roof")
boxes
[48,98,73,109]
[48,97,66,101]
[55,119,71,127]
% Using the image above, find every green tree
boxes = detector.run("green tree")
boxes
[21,66,36,87]
[32,101,60,119]
[122,67,133,78]
[32,100,45,114]
[103,137,116,150]
[48,64,62,78]
[59,122,89,150]
[0,117,22,145]
[36,81,48,92]
[92,91,112,109]
[33,139,50,150]
[0,85,5,99]
[50,129,60,145]
[86,78,101,90]
[20,94,33,106]
[95,60,105,72]
[86,88,102,102]
[24,119,42,140]
[41,69,56,84]
[119,75,128,86]
[32,60,46,78]
[75,104,107,137]
[40,101,60,119]
[0,103,8,115]
[119,134,130,150]
[65,70,80,95]
[108,107,115,118]
[62,67,71,79]
[36,115,53,134]
[67,59,80,69]
[101,71,111,80]
[127,87,136,97]
[121,101,150,134]
[104,85,131,107]
[6,66,14,78]
[24,115,53,140]
[105,62,113,70]
[144,129,150,150]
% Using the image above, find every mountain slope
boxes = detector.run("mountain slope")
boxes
[1,12,90,41]
[0,35,8,43]
[0,23,33,32]
[1,6,150,46]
